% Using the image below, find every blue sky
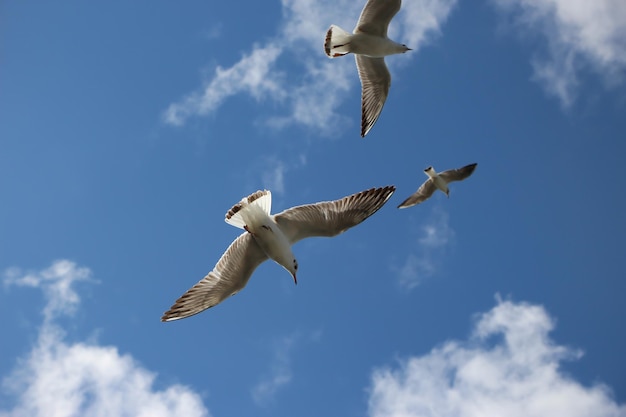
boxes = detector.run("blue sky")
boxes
[1,0,625,416]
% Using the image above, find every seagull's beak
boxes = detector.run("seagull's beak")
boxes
[292,273,298,285]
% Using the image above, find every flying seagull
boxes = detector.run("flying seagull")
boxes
[161,186,395,321]
[324,0,411,137]
[397,163,477,209]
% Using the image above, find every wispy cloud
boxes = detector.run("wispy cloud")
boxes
[163,0,457,134]
[251,334,296,406]
[490,0,626,107]
[164,44,285,126]
[393,0,458,51]
[202,23,223,41]
[3,260,94,323]
[1,261,210,417]
[395,208,454,290]
[257,153,307,196]
[368,295,626,417]
[250,329,321,406]
[262,158,287,195]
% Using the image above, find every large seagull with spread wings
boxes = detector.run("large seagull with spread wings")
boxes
[162,186,395,321]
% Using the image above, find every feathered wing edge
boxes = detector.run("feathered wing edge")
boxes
[354,0,402,37]
[356,55,391,137]
[397,179,436,209]
[439,163,478,183]
[274,185,396,243]
[161,233,268,321]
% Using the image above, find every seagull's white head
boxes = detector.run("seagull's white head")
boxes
[391,43,412,54]
[272,244,298,285]
[277,257,298,285]
[289,259,298,285]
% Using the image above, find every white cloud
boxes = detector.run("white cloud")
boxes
[368,296,626,417]
[164,44,284,126]
[396,209,454,290]
[164,0,456,133]
[395,0,458,51]
[3,260,94,323]
[251,334,296,406]
[1,261,210,417]
[491,0,626,107]
[1,327,210,417]
[265,59,355,133]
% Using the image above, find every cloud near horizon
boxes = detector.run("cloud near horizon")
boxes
[1,260,210,417]
[4,262,624,416]
[368,296,626,417]
[163,0,457,135]
[491,0,626,108]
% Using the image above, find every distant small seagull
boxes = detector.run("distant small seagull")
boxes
[324,0,411,137]
[162,186,395,321]
[397,163,478,209]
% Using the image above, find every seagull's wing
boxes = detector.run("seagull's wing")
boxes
[161,233,268,321]
[274,186,395,244]
[356,55,390,137]
[438,163,478,183]
[355,0,402,36]
[397,179,436,208]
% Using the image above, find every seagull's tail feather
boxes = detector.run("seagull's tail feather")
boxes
[324,25,352,58]
[225,190,272,229]
[424,166,437,178]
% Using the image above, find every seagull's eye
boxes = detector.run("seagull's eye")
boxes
[294,261,298,270]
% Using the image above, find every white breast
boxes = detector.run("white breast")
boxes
[250,220,295,273]
[350,34,404,57]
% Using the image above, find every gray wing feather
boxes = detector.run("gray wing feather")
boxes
[274,186,395,243]
[397,179,436,208]
[161,233,268,321]
[355,0,402,36]
[439,163,478,183]
[356,55,390,137]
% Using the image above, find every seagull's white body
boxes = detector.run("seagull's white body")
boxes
[425,166,451,196]
[162,186,396,321]
[224,190,298,282]
[398,163,478,209]
[326,27,408,58]
[324,0,411,137]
